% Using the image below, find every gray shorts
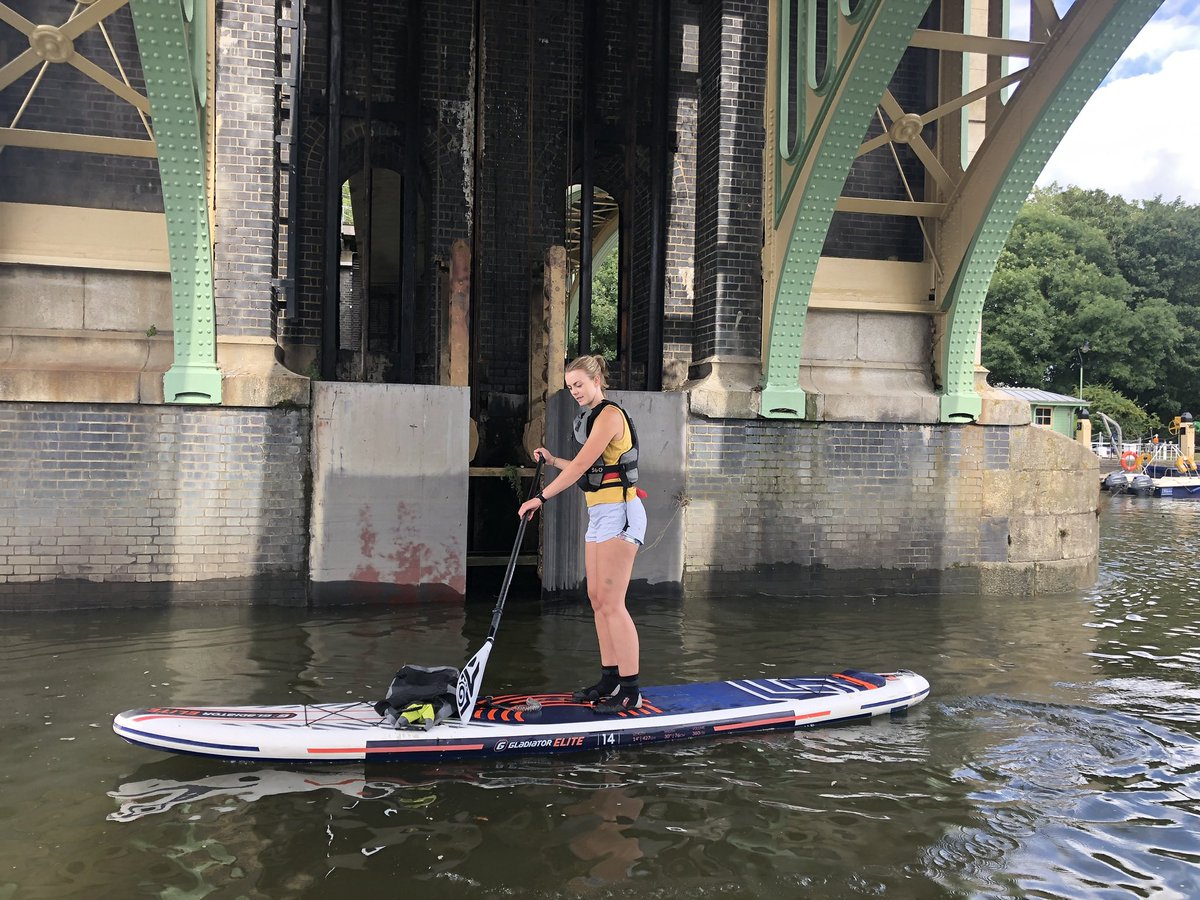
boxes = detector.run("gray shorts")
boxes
[585,496,647,545]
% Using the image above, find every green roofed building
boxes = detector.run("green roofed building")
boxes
[998,389,1086,440]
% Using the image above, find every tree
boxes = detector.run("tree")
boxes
[982,187,1188,415]
[1081,384,1159,442]
[568,250,619,361]
[981,265,1054,386]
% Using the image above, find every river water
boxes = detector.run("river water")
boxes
[2,496,1199,898]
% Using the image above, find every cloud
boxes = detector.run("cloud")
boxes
[1108,5,1200,80]
[1037,32,1200,203]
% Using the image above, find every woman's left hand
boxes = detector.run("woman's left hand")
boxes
[517,497,543,520]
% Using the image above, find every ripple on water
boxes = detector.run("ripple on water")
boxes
[927,694,1200,897]
[8,500,1200,896]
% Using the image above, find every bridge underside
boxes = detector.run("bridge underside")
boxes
[0,0,1158,601]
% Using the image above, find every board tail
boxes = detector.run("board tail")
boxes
[455,638,492,719]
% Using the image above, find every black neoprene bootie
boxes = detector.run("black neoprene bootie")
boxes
[572,665,619,702]
[593,675,641,714]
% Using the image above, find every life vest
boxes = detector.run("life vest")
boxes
[573,400,639,493]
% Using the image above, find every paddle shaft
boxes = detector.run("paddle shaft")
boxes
[486,456,545,641]
[455,457,544,717]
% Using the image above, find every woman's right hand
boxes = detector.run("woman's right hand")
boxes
[517,497,543,520]
[534,448,556,467]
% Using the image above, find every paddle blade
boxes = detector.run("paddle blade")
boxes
[455,639,492,719]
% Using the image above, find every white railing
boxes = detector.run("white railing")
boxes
[1092,440,1181,461]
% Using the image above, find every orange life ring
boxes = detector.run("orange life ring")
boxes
[1120,450,1139,471]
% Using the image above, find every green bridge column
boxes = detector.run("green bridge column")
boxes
[760,0,932,418]
[937,0,1163,423]
[130,0,222,404]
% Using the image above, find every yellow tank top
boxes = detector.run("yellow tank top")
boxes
[585,407,636,507]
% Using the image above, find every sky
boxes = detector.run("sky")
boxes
[1032,0,1200,204]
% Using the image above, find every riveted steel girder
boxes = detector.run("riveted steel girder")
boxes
[129,0,221,404]
[935,0,1163,423]
[761,0,932,418]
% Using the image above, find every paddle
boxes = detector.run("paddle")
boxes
[455,456,545,720]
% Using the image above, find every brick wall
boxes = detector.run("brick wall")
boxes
[664,5,700,365]
[684,418,1099,594]
[474,0,573,397]
[288,0,695,398]
[693,0,767,362]
[0,403,309,609]
[213,0,280,338]
[823,43,936,262]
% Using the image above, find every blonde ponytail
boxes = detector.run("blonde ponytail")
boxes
[566,354,609,389]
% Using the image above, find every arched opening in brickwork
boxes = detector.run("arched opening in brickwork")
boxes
[333,166,427,382]
[565,183,621,364]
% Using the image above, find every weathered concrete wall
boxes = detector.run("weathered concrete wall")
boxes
[800,310,939,423]
[542,390,687,596]
[0,403,309,610]
[308,383,469,602]
[684,418,1099,595]
[0,265,172,333]
[0,266,173,403]
[0,263,308,407]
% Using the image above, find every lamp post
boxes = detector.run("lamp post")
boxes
[1077,341,1090,398]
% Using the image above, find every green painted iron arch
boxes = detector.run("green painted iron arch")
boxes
[762,0,932,418]
[129,0,222,404]
[936,0,1164,423]
[762,0,1164,423]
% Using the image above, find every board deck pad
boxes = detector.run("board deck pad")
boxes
[113,670,930,763]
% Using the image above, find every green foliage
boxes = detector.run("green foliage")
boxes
[568,250,619,361]
[341,181,353,227]
[503,462,522,500]
[983,186,1200,420]
[1081,384,1159,441]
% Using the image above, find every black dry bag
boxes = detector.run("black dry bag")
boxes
[373,664,460,730]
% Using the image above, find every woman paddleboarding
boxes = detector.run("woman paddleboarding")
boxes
[517,354,646,713]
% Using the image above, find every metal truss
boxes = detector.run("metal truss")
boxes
[762,0,933,418]
[1,0,221,403]
[0,0,154,157]
[762,0,1164,422]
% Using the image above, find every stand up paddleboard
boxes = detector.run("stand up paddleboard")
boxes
[113,467,929,763]
[112,669,929,763]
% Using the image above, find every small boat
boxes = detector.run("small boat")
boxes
[1148,476,1200,499]
[1102,471,1153,496]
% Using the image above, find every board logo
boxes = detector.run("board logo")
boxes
[494,735,585,752]
[144,707,297,720]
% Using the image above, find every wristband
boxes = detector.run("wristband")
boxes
[535,490,548,504]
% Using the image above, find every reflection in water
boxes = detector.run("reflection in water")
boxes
[564,787,645,887]
[108,768,438,823]
[3,498,1200,895]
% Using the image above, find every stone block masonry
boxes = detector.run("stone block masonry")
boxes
[684,418,1099,595]
[0,403,309,609]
